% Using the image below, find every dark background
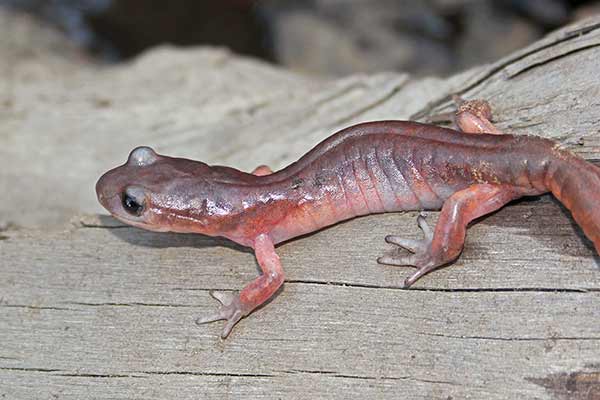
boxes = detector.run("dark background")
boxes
[2,0,600,76]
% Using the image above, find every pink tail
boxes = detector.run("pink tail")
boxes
[546,157,600,253]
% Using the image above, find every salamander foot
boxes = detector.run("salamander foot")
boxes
[377,213,439,287]
[196,291,245,338]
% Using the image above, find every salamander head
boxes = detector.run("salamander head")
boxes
[96,146,229,234]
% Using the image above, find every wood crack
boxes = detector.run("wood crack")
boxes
[282,368,410,381]
[1,365,462,386]
[0,366,273,379]
[409,20,600,120]
[417,332,600,342]
[508,42,600,79]
[63,301,199,308]
[284,280,597,293]
[0,367,61,373]
[326,80,409,128]
[55,373,142,378]
[281,369,458,386]
[0,304,79,312]
[78,222,129,229]
[132,370,275,378]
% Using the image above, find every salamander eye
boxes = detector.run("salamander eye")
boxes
[121,187,146,216]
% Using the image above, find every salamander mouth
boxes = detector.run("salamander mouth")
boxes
[110,213,138,225]
[109,213,168,232]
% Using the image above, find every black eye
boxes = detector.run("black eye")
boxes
[121,188,146,216]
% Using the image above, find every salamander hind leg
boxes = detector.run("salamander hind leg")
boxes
[377,213,438,287]
[454,97,504,135]
[378,184,523,287]
[428,96,504,135]
[196,234,284,338]
[378,213,433,284]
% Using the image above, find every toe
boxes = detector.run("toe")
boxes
[403,261,438,287]
[417,213,433,241]
[210,290,236,306]
[377,255,418,267]
[404,268,427,288]
[221,310,243,338]
[384,236,421,252]
[196,311,226,325]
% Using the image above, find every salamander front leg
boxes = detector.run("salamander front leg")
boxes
[378,184,521,287]
[196,234,284,338]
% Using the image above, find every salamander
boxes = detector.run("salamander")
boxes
[96,99,600,338]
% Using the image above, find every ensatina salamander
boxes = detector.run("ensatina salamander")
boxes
[96,100,600,338]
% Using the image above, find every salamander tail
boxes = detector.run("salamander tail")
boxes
[546,157,600,253]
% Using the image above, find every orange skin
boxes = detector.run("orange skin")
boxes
[96,100,600,338]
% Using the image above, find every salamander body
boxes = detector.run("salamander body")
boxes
[96,101,600,337]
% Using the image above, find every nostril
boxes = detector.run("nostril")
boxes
[96,183,103,201]
[95,176,108,204]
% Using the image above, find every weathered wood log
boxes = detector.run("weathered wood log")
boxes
[1,10,599,400]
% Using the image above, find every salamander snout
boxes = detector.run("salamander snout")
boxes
[95,171,111,208]
[95,162,150,224]
[96,145,158,215]
[96,170,158,230]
